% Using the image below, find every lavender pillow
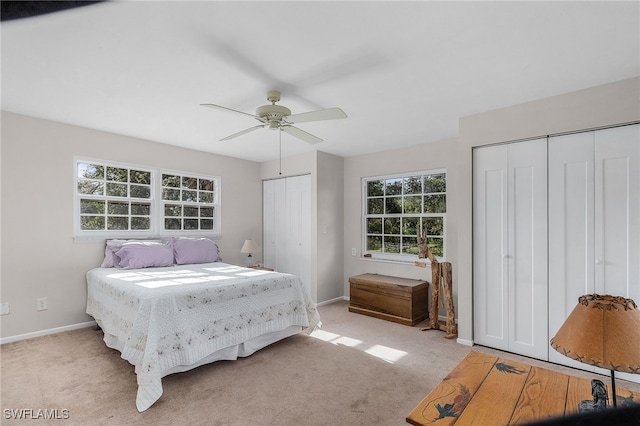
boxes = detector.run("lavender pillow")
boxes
[115,242,174,269]
[101,239,128,268]
[173,238,221,265]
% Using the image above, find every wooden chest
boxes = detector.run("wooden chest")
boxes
[348,273,429,326]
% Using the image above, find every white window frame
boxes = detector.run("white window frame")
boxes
[74,157,220,240]
[157,168,220,236]
[362,169,446,263]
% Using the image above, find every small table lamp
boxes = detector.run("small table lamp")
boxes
[240,239,259,267]
[550,294,640,410]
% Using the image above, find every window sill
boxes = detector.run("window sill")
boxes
[357,256,440,266]
[73,232,221,243]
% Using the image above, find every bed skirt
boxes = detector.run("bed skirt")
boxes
[102,325,302,377]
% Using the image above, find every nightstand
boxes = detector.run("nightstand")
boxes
[249,265,274,271]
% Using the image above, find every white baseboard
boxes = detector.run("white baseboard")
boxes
[457,338,474,346]
[0,321,97,345]
[317,296,349,306]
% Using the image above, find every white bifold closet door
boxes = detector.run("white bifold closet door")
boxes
[263,175,311,296]
[549,124,639,382]
[263,177,284,271]
[473,138,548,360]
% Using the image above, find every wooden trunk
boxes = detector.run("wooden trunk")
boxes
[348,274,428,326]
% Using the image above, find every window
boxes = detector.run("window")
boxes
[76,162,153,232]
[74,158,219,239]
[161,173,216,231]
[363,170,446,262]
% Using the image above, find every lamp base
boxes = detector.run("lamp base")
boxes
[577,379,609,414]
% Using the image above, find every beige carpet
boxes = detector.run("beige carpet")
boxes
[2,301,639,425]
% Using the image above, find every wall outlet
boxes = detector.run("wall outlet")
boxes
[37,297,48,311]
[0,302,9,315]
[351,247,357,256]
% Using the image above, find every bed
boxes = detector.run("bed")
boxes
[86,238,320,412]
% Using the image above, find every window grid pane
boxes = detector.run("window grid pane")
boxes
[77,162,151,201]
[79,199,152,231]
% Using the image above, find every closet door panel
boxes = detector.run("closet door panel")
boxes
[508,139,548,359]
[274,178,288,272]
[263,178,287,271]
[548,132,595,368]
[473,145,509,350]
[263,179,277,269]
[474,139,548,359]
[595,124,640,384]
[285,175,311,295]
[595,125,640,300]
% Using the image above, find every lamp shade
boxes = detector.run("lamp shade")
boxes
[550,294,640,374]
[240,239,259,254]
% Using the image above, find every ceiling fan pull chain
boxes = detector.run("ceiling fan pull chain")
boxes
[279,127,282,176]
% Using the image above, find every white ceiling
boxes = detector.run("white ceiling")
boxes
[2,1,639,162]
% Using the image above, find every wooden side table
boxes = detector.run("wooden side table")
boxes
[406,351,639,425]
[249,265,274,271]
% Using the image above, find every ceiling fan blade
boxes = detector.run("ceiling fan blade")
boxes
[220,125,265,141]
[201,103,260,120]
[286,107,347,124]
[282,125,323,144]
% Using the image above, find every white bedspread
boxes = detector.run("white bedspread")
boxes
[86,262,320,411]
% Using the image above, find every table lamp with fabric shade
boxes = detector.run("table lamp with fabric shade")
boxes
[550,294,640,409]
[240,239,259,266]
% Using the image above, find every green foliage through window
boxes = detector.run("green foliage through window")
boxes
[364,171,446,259]
[77,161,152,232]
[75,159,219,236]
[161,174,216,232]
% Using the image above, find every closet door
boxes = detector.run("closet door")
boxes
[263,178,285,269]
[594,125,639,300]
[594,125,639,383]
[548,132,595,368]
[473,144,509,351]
[263,175,311,295]
[548,124,639,382]
[507,140,548,359]
[285,174,311,295]
[473,139,548,359]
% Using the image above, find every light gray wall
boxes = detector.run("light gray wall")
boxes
[455,77,640,343]
[0,111,262,339]
[343,137,459,318]
[316,151,344,302]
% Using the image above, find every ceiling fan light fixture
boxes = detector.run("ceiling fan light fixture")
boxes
[203,90,346,144]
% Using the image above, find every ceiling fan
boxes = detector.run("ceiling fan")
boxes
[201,90,347,144]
